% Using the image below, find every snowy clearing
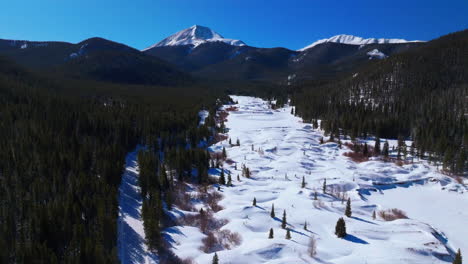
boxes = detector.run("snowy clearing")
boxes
[164,96,466,264]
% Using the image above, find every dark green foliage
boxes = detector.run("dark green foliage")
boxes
[322,179,327,193]
[374,137,381,155]
[268,228,274,239]
[282,210,287,229]
[0,56,225,262]
[212,252,219,264]
[453,249,462,264]
[345,198,352,217]
[253,197,257,206]
[222,147,227,159]
[219,169,226,185]
[304,221,308,231]
[270,204,275,218]
[285,229,292,240]
[301,176,306,188]
[335,217,347,238]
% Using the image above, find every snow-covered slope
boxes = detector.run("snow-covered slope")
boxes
[161,96,466,263]
[143,25,246,51]
[299,34,423,51]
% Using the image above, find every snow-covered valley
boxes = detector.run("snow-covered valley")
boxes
[120,96,467,264]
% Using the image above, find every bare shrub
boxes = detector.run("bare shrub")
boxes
[225,106,239,112]
[180,258,196,264]
[344,151,369,163]
[206,191,224,212]
[308,236,317,257]
[313,200,325,209]
[218,229,242,249]
[201,231,219,253]
[213,133,228,144]
[378,208,408,221]
[172,183,195,212]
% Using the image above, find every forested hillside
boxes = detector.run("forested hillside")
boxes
[0,56,226,263]
[291,30,468,174]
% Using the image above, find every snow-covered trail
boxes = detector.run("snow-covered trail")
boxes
[118,149,158,264]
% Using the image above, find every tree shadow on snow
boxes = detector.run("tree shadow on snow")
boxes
[351,216,378,225]
[344,234,369,244]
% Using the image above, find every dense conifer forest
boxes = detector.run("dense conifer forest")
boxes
[0,56,227,263]
[291,30,468,174]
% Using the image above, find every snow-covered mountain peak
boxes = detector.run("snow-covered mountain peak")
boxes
[299,34,423,51]
[142,25,246,51]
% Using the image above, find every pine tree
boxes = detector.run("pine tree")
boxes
[282,210,287,229]
[363,143,369,157]
[219,169,226,185]
[222,147,227,159]
[229,138,232,145]
[374,137,381,155]
[453,249,462,264]
[301,176,306,188]
[345,198,352,217]
[286,229,292,240]
[253,197,257,206]
[314,191,318,200]
[227,172,232,186]
[372,210,376,220]
[236,138,240,146]
[268,228,274,239]
[335,217,347,238]
[212,252,219,264]
[270,204,275,218]
[304,221,308,231]
[322,179,327,194]
[320,137,324,144]
[383,141,389,158]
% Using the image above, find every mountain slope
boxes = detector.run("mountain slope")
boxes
[143,25,245,50]
[0,37,190,86]
[299,34,424,51]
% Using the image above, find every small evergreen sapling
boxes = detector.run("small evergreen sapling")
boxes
[219,169,226,185]
[281,210,287,229]
[253,197,257,206]
[268,228,274,239]
[212,252,219,264]
[301,176,306,188]
[270,204,275,218]
[286,229,292,240]
[453,249,462,264]
[322,179,327,194]
[345,198,352,217]
[304,221,308,231]
[335,217,347,238]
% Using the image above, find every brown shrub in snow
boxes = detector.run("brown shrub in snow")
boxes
[218,230,242,249]
[378,208,408,221]
[225,106,238,112]
[201,231,219,253]
[344,151,369,163]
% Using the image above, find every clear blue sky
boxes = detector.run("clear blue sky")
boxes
[1,0,467,50]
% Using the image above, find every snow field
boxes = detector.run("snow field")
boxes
[164,96,466,263]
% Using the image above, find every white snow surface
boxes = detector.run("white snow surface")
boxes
[367,49,387,59]
[142,25,246,51]
[118,148,159,264]
[299,34,423,51]
[198,110,209,126]
[162,96,466,264]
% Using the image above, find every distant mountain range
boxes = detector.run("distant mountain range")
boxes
[0,25,428,85]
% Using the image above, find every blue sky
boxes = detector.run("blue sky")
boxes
[1,0,467,50]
